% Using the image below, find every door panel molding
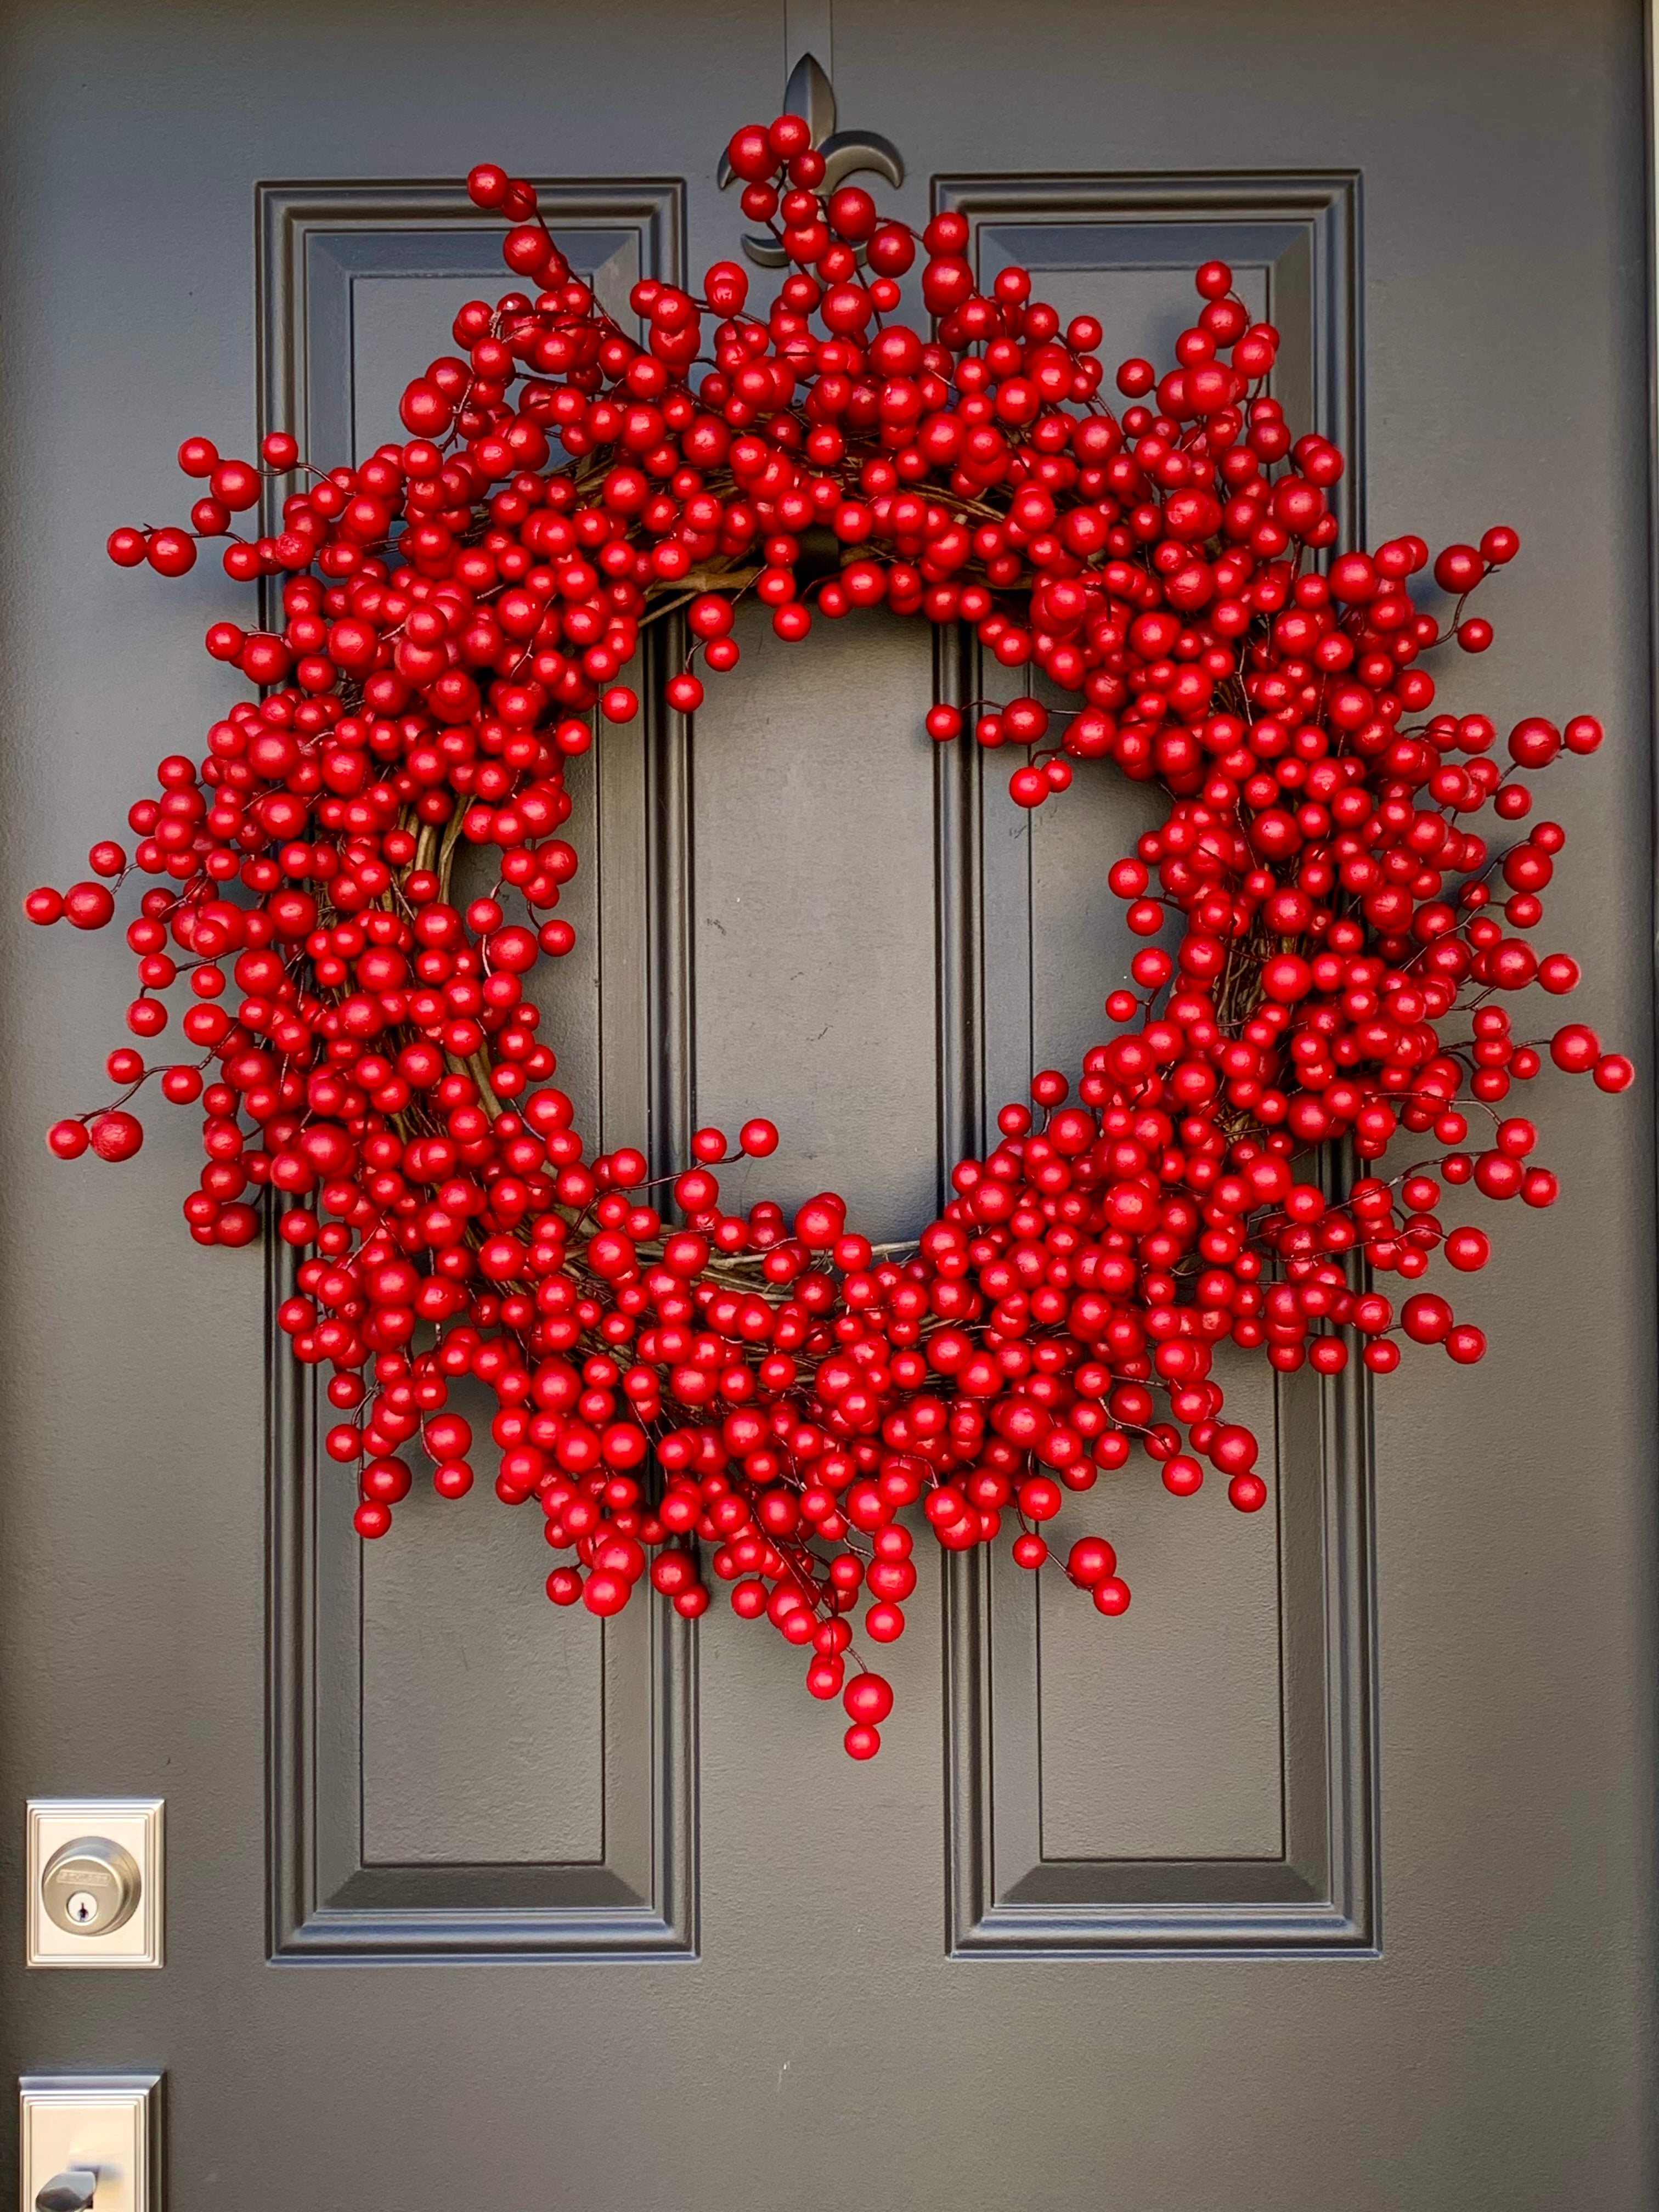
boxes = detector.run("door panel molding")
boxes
[259,179,698,1959]
[934,171,1361,549]
[934,172,1378,1955]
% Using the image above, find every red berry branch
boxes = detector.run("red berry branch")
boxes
[26,111,1630,1759]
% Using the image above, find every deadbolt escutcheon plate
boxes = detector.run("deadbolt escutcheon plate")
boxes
[26,1799,163,1968]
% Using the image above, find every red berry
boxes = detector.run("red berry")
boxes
[209,459,260,510]
[47,1119,89,1160]
[726,125,776,183]
[62,881,115,930]
[582,1570,629,1617]
[1261,954,1313,1003]
[1402,1293,1453,1344]
[1161,1455,1204,1498]
[1066,1536,1116,1587]
[1507,716,1560,769]
[1444,1228,1490,1272]
[88,1111,143,1162]
[843,1672,893,1725]
[1210,1424,1257,1474]
[1551,1024,1600,1073]
[1432,543,1481,593]
[145,527,197,577]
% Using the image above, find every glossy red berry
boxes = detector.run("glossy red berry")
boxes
[1066,1537,1117,1586]
[1162,1456,1204,1498]
[1444,1228,1490,1272]
[1551,1024,1600,1073]
[844,1673,894,1725]
[145,527,197,577]
[63,882,115,930]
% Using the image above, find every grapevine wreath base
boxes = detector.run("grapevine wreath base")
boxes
[29,111,1629,1758]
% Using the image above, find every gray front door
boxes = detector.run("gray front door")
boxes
[2,4,1653,2207]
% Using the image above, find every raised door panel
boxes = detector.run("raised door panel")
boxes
[938,177,1375,1950]
[261,182,695,1956]
[691,606,942,1233]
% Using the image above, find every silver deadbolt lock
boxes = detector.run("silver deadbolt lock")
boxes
[40,1837,142,1937]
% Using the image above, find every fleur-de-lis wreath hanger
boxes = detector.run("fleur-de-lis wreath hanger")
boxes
[719,50,904,265]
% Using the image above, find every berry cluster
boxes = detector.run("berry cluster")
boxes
[26,111,1628,1759]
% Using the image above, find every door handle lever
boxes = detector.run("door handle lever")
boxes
[37,2172,99,2212]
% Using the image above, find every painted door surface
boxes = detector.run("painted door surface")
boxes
[1,3,1654,2206]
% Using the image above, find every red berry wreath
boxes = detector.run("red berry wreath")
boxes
[27,109,1630,1759]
